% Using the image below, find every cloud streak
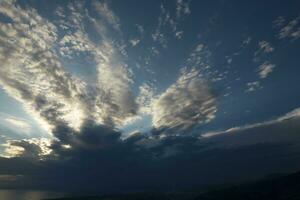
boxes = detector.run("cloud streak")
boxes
[4,117,31,134]
[0,1,138,137]
[202,107,300,138]
[152,69,217,133]
[274,15,300,41]
[0,1,91,133]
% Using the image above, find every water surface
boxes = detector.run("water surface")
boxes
[0,189,68,200]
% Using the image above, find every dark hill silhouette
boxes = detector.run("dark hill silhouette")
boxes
[194,171,300,200]
[46,171,300,200]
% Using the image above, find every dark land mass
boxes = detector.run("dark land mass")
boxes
[46,170,300,200]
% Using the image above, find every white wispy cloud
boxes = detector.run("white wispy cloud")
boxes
[95,42,137,127]
[242,37,252,46]
[257,61,276,79]
[152,1,191,46]
[187,44,211,67]
[245,81,262,92]
[273,16,285,27]
[136,83,156,114]
[0,1,89,133]
[152,32,168,48]
[135,24,144,35]
[258,41,274,53]
[176,0,191,19]
[185,43,227,82]
[93,0,121,32]
[57,2,99,59]
[4,117,31,133]
[59,30,93,58]
[0,1,137,137]
[57,2,138,127]
[129,24,144,47]
[274,15,300,41]
[253,40,274,62]
[152,4,168,47]
[202,107,300,138]
[151,69,217,132]
[129,38,140,47]
[175,30,184,39]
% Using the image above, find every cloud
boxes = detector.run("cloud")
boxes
[1,113,300,193]
[1,107,300,193]
[257,61,275,79]
[136,83,156,114]
[251,42,275,87]
[4,117,31,134]
[253,40,274,63]
[274,16,300,40]
[58,30,94,58]
[227,57,234,65]
[273,16,285,27]
[1,138,51,158]
[152,1,191,46]
[151,4,174,48]
[60,2,138,127]
[151,69,217,133]
[0,1,91,133]
[129,39,140,47]
[175,31,184,39]
[197,109,300,168]
[50,121,121,153]
[0,1,138,137]
[135,24,144,36]
[186,44,213,70]
[128,25,144,48]
[93,0,121,32]
[176,0,191,19]
[258,41,274,53]
[242,37,252,46]
[152,32,168,48]
[95,42,138,127]
[185,43,228,82]
[1,1,300,194]
[56,2,138,128]
[245,81,262,92]
[202,107,300,138]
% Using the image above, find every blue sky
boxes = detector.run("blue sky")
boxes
[0,0,300,193]
[1,0,299,141]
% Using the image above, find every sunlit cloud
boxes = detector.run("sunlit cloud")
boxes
[1,138,52,158]
[0,1,137,136]
[257,61,276,79]
[152,69,217,133]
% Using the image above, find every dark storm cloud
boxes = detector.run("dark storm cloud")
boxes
[1,112,300,193]
[50,121,121,154]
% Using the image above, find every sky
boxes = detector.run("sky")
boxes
[0,0,300,194]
